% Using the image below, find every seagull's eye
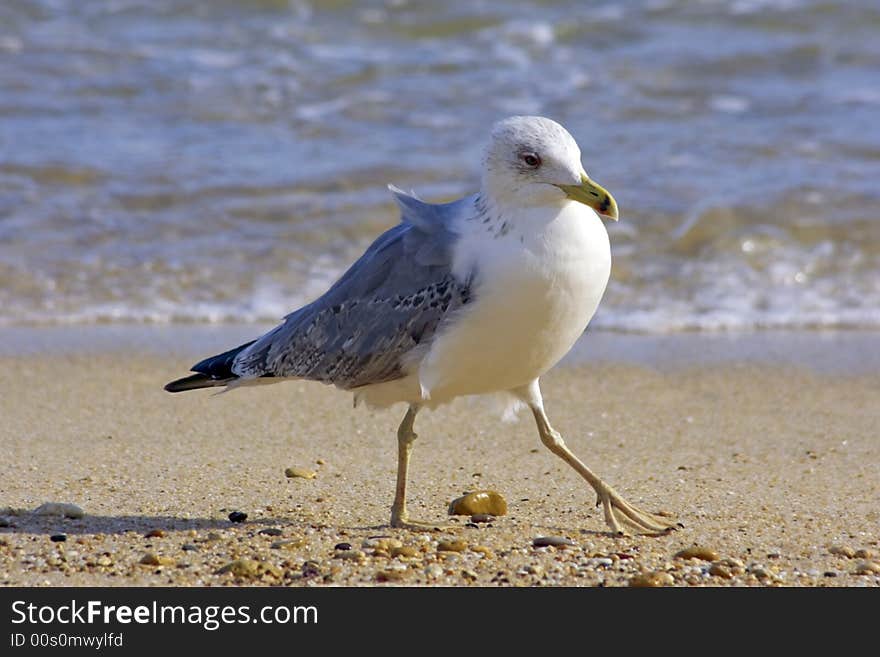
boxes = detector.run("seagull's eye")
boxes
[521,152,541,168]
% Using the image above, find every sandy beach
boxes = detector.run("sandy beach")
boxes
[1,328,878,587]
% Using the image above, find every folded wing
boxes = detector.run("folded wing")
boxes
[231,188,475,389]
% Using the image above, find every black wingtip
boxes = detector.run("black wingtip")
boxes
[164,373,230,393]
[165,339,258,393]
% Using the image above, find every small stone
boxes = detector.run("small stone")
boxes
[448,490,507,516]
[228,511,247,523]
[301,561,322,578]
[461,569,478,581]
[391,546,419,559]
[334,549,366,561]
[140,553,175,567]
[181,543,199,552]
[424,564,444,579]
[829,545,855,558]
[376,569,407,582]
[721,557,745,570]
[854,548,876,559]
[583,557,613,568]
[50,534,67,543]
[709,563,733,579]
[96,556,113,567]
[674,546,720,562]
[0,518,9,527]
[524,564,544,576]
[216,559,281,578]
[258,528,283,536]
[145,529,165,538]
[363,537,403,551]
[334,542,352,551]
[34,503,85,519]
[629,571,674,587]
[533,536,576,548]
[471,545,495,559]
[750,566,774,580]
[437,539,468,553]
[285,467,317,479]
[853,561,880,575]
[470,513,494,524]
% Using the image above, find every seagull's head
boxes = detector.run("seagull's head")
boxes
[481,115,618,221]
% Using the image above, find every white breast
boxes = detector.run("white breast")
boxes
[418,201,611,403]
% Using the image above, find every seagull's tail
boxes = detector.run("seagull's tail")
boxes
[164,339,256,393]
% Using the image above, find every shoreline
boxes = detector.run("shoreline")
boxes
[1,324,879,374]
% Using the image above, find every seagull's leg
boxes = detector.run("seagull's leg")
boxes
[389,404,446,531]
[515,380,678,536]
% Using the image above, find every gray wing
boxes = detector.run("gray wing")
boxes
[231,187,476,389]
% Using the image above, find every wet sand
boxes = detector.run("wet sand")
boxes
[1,330,878,587]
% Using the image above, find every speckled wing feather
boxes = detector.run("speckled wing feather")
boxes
[231,188,475,389]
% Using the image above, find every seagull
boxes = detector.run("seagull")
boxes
[165,116,677,535]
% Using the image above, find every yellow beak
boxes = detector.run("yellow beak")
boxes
[555,172,619,221]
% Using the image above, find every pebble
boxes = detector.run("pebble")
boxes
[334,549,366,561]
[829,545,855,558]
[533,536,576,548]
[96,556,113,567]
[674,546,720,562]
[301,561,322,578]
[334,542,352,551]
[258,528,283,536]
[461,569,478,581]
[363,537,403,551]
[709,563,733,579]
[853,561,880,575]
[285,467,317,479]
[424,564,444,579]
[145,529,165,538]
[0,518,9,527]
[34,503,85,519]
[584,557,613,568]
[470,513,494,524]
[181,543,199,552]
[216,559,281,578]
[49,534,67,543]
[750,566,774,581]
[720,557,745,570]
[448,490,507,516]
[855,548,876,559]
[391,546,419,559]
[376,569,407,582]
[228,511,247,523]
[140,553,175,567]
[437,539,468,553]
[471,545,495,559]
[629,571,675,587]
